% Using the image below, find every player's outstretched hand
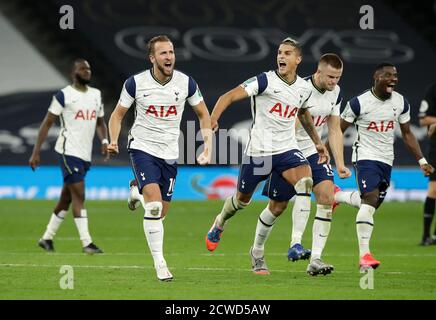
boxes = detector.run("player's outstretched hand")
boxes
[107,142,119,155]
[29,153,40,171]
[337,165,351,179]
[197,147,211,165]
[101,142,110,161]
[211,116,219,132]
[315,144,330,164]
[421,163,435,177]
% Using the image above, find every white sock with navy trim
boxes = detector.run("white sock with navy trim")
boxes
[356,204,375,257]
[335,190,361,208]
[74,209,92,247]
[311,204,332,260]
[291,194,311,246]
[42,210,68,240]
[143,202,165,267]
[216,194,248,228]
[252,206,277,258]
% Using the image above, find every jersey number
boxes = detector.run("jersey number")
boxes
[323,164,334,177]
[167,178,176,196]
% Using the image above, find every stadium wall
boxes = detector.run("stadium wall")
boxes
[0,166,428,202]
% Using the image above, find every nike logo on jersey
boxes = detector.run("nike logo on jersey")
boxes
[74,167,79,172]
[143,94,151,97]
[273,90,281,93]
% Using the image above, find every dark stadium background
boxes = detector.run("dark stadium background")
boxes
[0,0,435,166]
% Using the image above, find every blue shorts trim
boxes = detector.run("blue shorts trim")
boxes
[354,160,392,204]
[238,149,309,194]
[58,154,91,184]
[129,149,178,202]
[261,153,333,201]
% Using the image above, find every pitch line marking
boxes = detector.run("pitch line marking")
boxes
[1,263,436,276]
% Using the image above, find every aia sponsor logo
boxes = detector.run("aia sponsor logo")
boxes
[367,120,394,132]
[74,110,96,120]
[145,105,177,117]
[312,115,328,127]
[269,103,298,118]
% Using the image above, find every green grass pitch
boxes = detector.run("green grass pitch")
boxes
[0,199,435,300]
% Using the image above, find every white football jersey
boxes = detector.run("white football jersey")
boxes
[341,89,410,166]
[296,76,342,158]
[242,70,312,156]
[48,85,104,162]
[118,69,203,160]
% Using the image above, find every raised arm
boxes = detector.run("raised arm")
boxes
[298,108,329,164]
[107,104,129,155]
[327,115,351,178]
[29,112,58,170]
[193,101,213,165]
[211,86,248,132]
[400,121,434,176]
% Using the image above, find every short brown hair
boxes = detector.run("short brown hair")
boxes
[319,53,343,69]
[147,35,172,55]
[281,37,302,56]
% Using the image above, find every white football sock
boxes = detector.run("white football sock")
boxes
[311,204,332,260]
[133,185,146,208]
[356,204,376,257]
[252,206,278,258]
[290,195,311,246]
[335,190,361,208]
[143,202,165,267]
[74,209,92,247]
[216,194,249,228]
[42,210,68,240]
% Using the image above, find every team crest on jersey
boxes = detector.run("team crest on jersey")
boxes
[174,91,179,102]
[269,103,298,118]
[145,105,177,117]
